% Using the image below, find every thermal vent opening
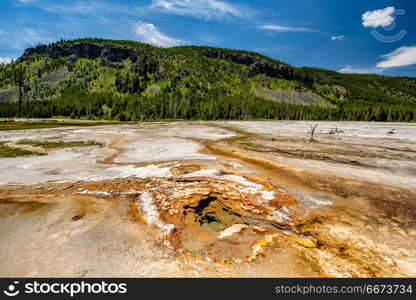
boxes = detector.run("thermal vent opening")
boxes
[183,195,242,232]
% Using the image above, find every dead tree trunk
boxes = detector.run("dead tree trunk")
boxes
[310,124,318,141]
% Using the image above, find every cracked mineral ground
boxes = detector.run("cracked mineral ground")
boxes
[0,121,415,277]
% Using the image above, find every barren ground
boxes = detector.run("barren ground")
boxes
[0,121,415,277]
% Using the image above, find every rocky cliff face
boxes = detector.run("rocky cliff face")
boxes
[19,42,294,80]
[203,49,294,80]
[19,42,140,68]
[19,42,169,77]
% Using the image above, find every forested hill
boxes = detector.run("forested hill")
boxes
[0,38,415,122]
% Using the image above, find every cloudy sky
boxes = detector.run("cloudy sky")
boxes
[0,0,415,76]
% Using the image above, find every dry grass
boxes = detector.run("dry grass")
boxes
[0,120,120,131]
[17,140,102,149]
[0,142,46,158]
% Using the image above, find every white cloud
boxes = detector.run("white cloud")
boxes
[17,0,248,20]
[258,24,315,33]
[331,35,345,41]
[339,65,383,74]
[362,6,395,28]
[134,22,183,47]
[15,0,139,16]
[0,57,14,64]
[0,28,54,51]
[152,0,248,20]
[377,46,416,68]
[15,0,38,3]
[341,46,416,73]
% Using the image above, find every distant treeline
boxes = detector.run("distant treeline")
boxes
[0,91,414,122]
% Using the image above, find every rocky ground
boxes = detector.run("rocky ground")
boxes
[0,121,415,277]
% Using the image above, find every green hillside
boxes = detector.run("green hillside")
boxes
[0,38,415,122]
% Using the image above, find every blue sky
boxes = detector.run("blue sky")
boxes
[0,0,415,76]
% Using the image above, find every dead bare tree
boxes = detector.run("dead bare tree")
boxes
[310,124,318,141]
